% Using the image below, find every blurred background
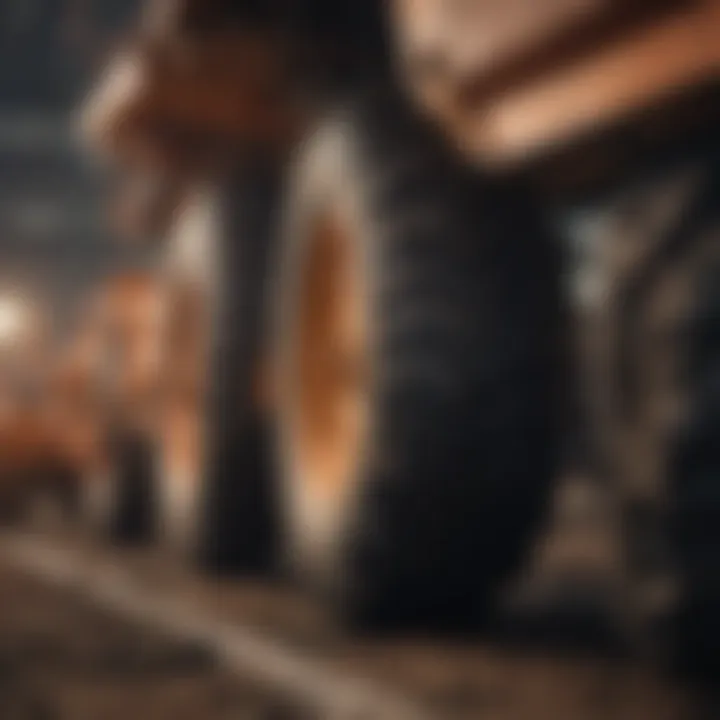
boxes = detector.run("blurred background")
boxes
[0,0,146,344]
[0,2,717,718]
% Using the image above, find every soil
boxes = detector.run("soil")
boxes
[0,476,716,720]
[0,565,318,720]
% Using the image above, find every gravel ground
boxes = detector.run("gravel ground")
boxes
[0,566,318,720]
[0,478,716,720]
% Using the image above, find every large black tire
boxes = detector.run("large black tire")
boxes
[600,146,720,678]
[85,428,157,544]
[156,167,279,573]
[276,87,565,629]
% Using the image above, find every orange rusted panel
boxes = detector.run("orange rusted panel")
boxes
[472,2,720,165]
[394,0,612,78]
[80,31,299,167]
[395,0,718,166]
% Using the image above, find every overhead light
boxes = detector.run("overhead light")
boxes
[0,295,30,345]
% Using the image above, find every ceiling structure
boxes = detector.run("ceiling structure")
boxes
[0,0,147,339]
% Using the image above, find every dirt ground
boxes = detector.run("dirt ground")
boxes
[0,479,717,720]
[0,565,318,720]
[0,544,716,720]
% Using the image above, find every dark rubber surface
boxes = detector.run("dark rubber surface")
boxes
[106,429,157,545]
[193,165,280,574]
[280,85,565,629]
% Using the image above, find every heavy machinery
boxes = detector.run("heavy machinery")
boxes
[53,271,165,540]
[46,344,104,496]
[82,0,719,675]
[83,0,565,620]
[0,385,80,523]
[0,293,80,521]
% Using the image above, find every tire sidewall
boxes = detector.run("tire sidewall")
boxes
[276,117,378,586]
[155,188,218,555]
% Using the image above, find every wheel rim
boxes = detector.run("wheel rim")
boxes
[289,209,369,498]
